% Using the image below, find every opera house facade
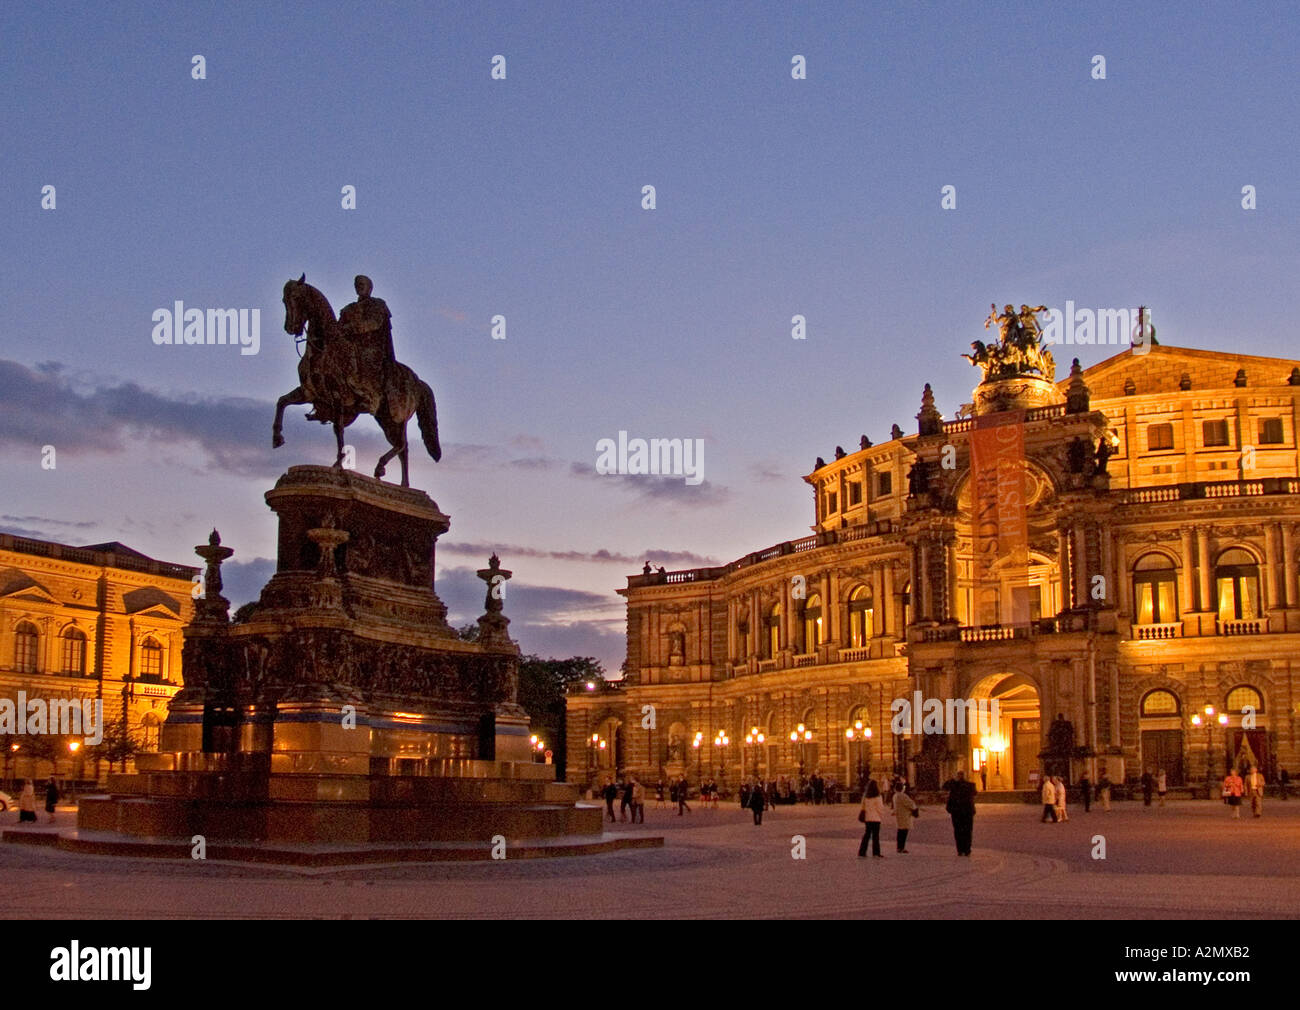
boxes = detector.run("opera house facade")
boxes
[567,337,1300,795]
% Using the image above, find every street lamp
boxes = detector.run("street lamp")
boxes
[744,727,765,780]
[789,723,813,785]
[713,730,729,786]
[587,732,606,786]
[692,731,703,780]
[1191,703,1229,797]
[845,719,873,792]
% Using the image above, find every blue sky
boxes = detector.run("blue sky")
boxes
[3,2,1297,672]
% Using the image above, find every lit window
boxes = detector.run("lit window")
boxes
[14,622,38,674]
[1140,689,1180,716]
[1133,553,1178,624]
[1215,549,1260,622]
[847,585,875,646]
[61,629,87,675]
[140,638,164,681]
[1225,685,1263,714]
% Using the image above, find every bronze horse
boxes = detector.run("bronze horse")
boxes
[274,275,441,486]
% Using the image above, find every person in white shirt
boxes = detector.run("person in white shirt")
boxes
[1156,769,1168,807]
[1040,776,1057,822]
[858,779,887,857]
[1053,776,1068,822]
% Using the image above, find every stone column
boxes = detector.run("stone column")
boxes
[872,564,885,638]
[1180,527,1196,616]
[1058,527,1073,610]
[1282,522,1297,608]
[1197,526,1212,612]
[750,591,760,658]
[824,570,837,647]
[918,538,931,621]
[1264,523,1280,610]
[1073,523,1090,610]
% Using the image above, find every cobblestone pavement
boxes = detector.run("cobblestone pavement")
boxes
[1,800,1296,919]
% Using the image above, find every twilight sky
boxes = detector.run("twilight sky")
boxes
[2,2,1297,674]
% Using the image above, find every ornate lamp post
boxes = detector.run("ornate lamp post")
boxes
[845,720,873,792]
[744,727,765,780]
[790,723,813,785]
[713,730,729,787]
[692,731,704,781]
[1191,703,1229,798]
[587,732,606,786]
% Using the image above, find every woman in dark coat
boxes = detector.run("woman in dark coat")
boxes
[748,782,766,825]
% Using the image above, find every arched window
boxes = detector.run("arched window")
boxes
[801,594,823,651]
[14,621,38,673]
[1225,685,1263,715]
[140,711,162,751]
[765,602,781,658]
[140,637,164,682]
[1215,548,1260,622]
[1133,553,1178,625]
[847,585,874,647]
[1140,689,1180,716]
[61,628,87,675]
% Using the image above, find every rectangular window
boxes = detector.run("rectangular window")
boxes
[877,472,892,497]
[847,481,862,506]
[1147,423,1174,451]
[825,491,838,514]
[1259,417,1284,445]
[1202,419,1230,447]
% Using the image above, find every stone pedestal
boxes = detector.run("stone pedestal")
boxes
[83,466,601,844]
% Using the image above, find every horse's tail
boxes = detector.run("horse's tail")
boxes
[415,379,441,462]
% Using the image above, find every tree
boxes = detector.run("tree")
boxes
[86,719,141,774]
[517,656,605,780]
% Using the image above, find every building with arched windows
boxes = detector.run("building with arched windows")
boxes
[0,534,196,784]
[567,342,1300,794]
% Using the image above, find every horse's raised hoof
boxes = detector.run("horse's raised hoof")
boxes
[272,432,284,449]
[373,466,386,480]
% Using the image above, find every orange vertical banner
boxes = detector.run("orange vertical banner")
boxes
[970,412,1029,626]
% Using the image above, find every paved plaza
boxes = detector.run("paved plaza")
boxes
[1,798,1297,919]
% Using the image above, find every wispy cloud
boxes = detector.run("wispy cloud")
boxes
[438,541,719,567]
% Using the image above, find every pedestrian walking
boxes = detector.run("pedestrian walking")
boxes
[1141,768,1154,807]
[44,779,59,822]
[1079,772,1092,813]
[18,780,37,823]
[1157,769,1167,807]
[1097,772,1112,811]
[655,779,666,808]
[1222,769,1244,818]
[1280,768,1290,801]
[677,775,691,816]
[1053,776,1068,822]
[619,778,632,822]
[631,778,646,823]
[942,771,977,856]
[857,779,886,857]
[603,779,618,822]
[892,784,918,852]
[749,781,766,825]
[1040,775,1058,823]
[1247,766,1264,818]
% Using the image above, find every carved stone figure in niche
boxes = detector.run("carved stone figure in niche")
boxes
[1047,713,1075,755]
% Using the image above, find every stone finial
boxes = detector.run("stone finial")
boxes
[1065,358,1091,414]
[1289,367,1300,386]
[1234,368,1248,387]
[890,423,904,441]
[1123,378,1137,396]
[834,446,846,459]
[860,435,872,450]
[1179,373,1192,391]
[476,554,514,644]
[916,383,943,436]
[814,456,826,470]
[194,529,235,623]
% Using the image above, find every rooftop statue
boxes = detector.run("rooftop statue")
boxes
[274,274,442,486]
[963,303,1056,383]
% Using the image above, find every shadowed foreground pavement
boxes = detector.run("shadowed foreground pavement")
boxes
[1,799,1296,919]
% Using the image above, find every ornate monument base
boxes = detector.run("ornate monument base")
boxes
[78,466,603,845]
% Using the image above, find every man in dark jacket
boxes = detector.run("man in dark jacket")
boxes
[602,780,617,822]
[942,770,977,856]
[1079,772,1092,813]
[749,782,766,825]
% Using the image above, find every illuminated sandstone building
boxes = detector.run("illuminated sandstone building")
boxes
[0,534,196,783]
[567,341,1300,792]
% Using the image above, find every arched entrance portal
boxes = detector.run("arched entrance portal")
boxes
[968,673,1041,791]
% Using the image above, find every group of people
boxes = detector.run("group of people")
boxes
[857,775,922,856]
[1039,775,1072,822]
[601,777,647,823]
[1221,765,1268,818]
[10,779,59,823]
